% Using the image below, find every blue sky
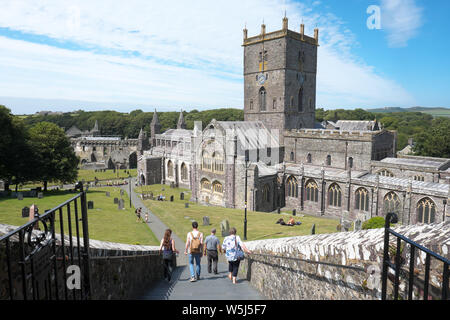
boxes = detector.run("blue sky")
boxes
[0,0,448,114]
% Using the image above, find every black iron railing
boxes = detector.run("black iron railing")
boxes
[381,212,449,300]
[0,182,91,300]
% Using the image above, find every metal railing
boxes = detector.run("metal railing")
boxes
[381,212,449,300]
[0,182,91,300]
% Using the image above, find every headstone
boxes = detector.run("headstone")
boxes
[37,192,43,199]
[342,220,352,232]
[354,219,362,231]
[162,188,165,191]
[221,219,230,237]
[185,203,189,208]
[106,191,110,197]
[88,201,94,210]
[17,192,23,200]
[277,207,281,214]
[120,189,124,196]
[22,206,29,218]
[170,182,175,188]
[292,209,296,216]
[203,216,210,226]
[311,224,316,235]
[114,197,119,204]
[118,199,124,210]
[170,195,174,202]
[180,192,184,200]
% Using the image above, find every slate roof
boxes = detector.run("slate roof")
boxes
[326,120,379,131]
[380,157,449,169]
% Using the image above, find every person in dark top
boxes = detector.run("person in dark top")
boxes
[203,228,221,274]
[159,229,178,282]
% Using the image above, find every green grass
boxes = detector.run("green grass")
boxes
[16,169,137,190]
[0,187,158,246]
[136,184,340,244]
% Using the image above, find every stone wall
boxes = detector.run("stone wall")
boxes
[239,222,450,300]
[0,224,169,300]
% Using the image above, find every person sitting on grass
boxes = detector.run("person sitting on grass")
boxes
[276,218,286,225]
[287,217,296,226]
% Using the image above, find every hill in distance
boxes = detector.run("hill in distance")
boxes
[367,106,450,117]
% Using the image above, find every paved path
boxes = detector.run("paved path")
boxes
[120,179,264,300]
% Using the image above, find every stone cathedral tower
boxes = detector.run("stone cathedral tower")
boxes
[243,17,319,133]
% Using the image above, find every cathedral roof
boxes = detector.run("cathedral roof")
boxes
[159,128,193,139]
[326,120,379,131]
[216,121,280,150]
[379,157,449,170]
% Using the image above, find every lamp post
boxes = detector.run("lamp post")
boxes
[244,150,249,240]
[129,174,132,208]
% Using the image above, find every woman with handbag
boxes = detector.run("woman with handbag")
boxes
[159,229,179,282]
[222,227,252,284]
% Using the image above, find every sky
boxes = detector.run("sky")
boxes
[0,0,449,115]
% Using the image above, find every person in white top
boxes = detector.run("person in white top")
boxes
[184,221,204,282]
[222,227,252,284]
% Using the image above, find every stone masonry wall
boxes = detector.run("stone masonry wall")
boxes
[239,222,450,300]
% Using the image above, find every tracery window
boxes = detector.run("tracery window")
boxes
[355,188,369,211]
[201,178,211,191]
[378,169,394,177]
[305,180,319,202]
[298,88,303,112]
[212,152,224,174]
[328,184,342,207]
[286,176,298,198]
[383,192,401,214]
[167,160,174,178]
[181,163,188,181]
[263,184,270,203]
[416,198,436,224]
[212,181,223,194]
[259,87,266,111]
[414,175,425,182]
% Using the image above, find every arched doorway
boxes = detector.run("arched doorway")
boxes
[129,152,137,169]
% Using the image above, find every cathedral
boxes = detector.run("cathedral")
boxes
[137,18,450,226]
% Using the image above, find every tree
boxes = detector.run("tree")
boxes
[29,122,79,191]
[413,117,450,158]
[0,105,35,191]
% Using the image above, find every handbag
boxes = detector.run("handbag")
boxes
[235,237,245,261]
[163,249,173,260]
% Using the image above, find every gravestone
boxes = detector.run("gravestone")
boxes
[354,219,362,231]
[170,195,174,202]
[120,189,124,196]
[277,207,281,214]
[162,188,165,191]
[22,206,29,218]
[106,191,110,197]
[118,199,124,210]
[310,224,316,235]
[170,182,175,188]
[185,203,189,208]
[342,220,352,232]
[37,192,43,199]
[292,209,296,216]
[221,219,230,237]
[17,192,23,200]
[114,198,119,204]
[88,201,94,209]
[203,216,210,226]
[29,190,37,197]
[180,192,184,200]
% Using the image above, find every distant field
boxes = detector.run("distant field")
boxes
[0,187,158,245]
[369,107,450,117]
[136,184,341,243]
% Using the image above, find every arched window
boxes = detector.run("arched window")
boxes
[212,181,223,194]
[348,157,353,169]
[383,192,401,214]
[259,87,266,111]
[290,152,294,161]
[326,155,331,166]
[305,180,319,202]
[355,188,369,211]
[328,184,342,207]
[250,99,253,110]
[201,178,211,191]
[307,153,312,163]
[202,151,212,171]
[167,160,174,178]
[263,184,270,203]
[290,96,294,108]
[286,176,298,198]
[298,88,303,112]
[272,98,276,109]
[212,152,224,174]
[414,175,425,182]
[378,169,394,177]
[416,198,436,224]
[181,163,188,181]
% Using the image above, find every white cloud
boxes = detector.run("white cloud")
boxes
[0,0,416,113]
[380,0,424,47]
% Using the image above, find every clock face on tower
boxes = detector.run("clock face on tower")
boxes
[257,73,266,85]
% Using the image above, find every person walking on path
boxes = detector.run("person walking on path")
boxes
[203,228,221,275]
[136,207,143,223]
[184,221,204,282]
[222,227,252,285]
[159,229,179,282]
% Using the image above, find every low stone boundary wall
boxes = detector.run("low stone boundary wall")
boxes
[0,224,170,300]
[239,222,450,300]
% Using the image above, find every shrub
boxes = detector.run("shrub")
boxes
[362,217,385,230]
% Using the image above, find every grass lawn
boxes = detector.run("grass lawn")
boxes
[0,187,158,246]
[16,169,137,190]
[136,184,341,244]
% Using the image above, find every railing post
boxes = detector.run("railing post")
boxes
[381,212,398,300]
[76,181,91,300]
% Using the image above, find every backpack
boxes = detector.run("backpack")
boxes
[189,232,201,254]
